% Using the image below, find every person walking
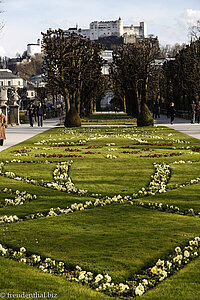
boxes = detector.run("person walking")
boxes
[37,102,44,127]
[196,100,200,124]
[153,102,158,118]
[190,100,196,124]
[166,102,170,118]
[28,102,34,127]
[169,102,176,125]
[0,108,7,146]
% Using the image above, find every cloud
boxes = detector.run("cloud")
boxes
[185,9,200,25]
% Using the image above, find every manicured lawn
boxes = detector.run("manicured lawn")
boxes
[0,175,92,218]
[143,182,200,212]
[70,158,154,196]
[1,204,200,281]
[168,161,200,187]
[82,113,137,125]
[0,124,200,298]
[141,257,200,300]
[0,257,111,300]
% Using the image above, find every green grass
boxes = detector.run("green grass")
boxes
[0,176,94,218]
[70,158,154,196]
[168,162,200,187]
[82,113,137,125]
[3,162,56,182]
[141,257,200,300]
[0,125,200,298]
[0,257,111,300]
[142,182,200,212]
[1,204,200,282]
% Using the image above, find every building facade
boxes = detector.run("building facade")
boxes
[0,69,26,88]
[67,26,90,39]
[90,18,124,40]
[65,18,147,41]
[100,50,113,75]
[27,39,41,57]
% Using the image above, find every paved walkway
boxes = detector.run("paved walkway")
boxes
[0,118,60,152]
[155,114,200,140]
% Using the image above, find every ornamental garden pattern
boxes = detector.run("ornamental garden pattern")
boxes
[0,126,200,299]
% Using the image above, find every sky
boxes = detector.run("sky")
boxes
[0,0,200,57]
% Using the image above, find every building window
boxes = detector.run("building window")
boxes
[8,81,11,86]
[0,81,3,86]
[31,92,34,96]
[18,81,21,86]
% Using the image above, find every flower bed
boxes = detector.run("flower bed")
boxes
[193,148,200,152]
[65,148,81,152]
[0,188,37,207]
[0,125,200,298]
[35,154,82,158]
[86,146,103,149]
[123,150,141,154]
[0,160,86,195]
[140,152,183,158]
[131,142,174,146]
[0,236,199,298]
[85,151,101,154]
[50,143,85,147]
[11,149,30,154]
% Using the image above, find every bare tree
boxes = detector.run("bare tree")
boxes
[189,20,200,41]
[42,29,104,127]
[110,38,159,126]
[0,1,5,31]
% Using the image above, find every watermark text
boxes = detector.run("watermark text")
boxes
[0,292,58,298]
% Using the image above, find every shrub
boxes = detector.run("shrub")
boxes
[137,103,154,127]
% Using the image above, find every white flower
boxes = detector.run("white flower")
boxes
[142,279,148,286]
[119,283,129,292]
[78,271,86,280]
[20,247,26,253]
[151,266,159,275]
[135,283,145,296]
[184,250,190,258]
[105,274,112,283]
[95,274,103,283]
[175,247,181,253]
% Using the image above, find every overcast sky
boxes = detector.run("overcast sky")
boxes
[0,0,200,57]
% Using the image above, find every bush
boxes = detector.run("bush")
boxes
[137,103,154,127]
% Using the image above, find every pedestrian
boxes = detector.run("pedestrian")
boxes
[190,100,196,124]
[0,108,7,146]
[153,102,158,118]
[157,103,160,118]
[28,102,34,127]
[196,100,200,124]
[43,103,47,120]
[166,102,170,118]
[37,102,44,127]
[169,102,176,125]
[32,103,37,122]
[152,102,160,119]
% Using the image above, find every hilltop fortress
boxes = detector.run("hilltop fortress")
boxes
[65,17,148,44]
